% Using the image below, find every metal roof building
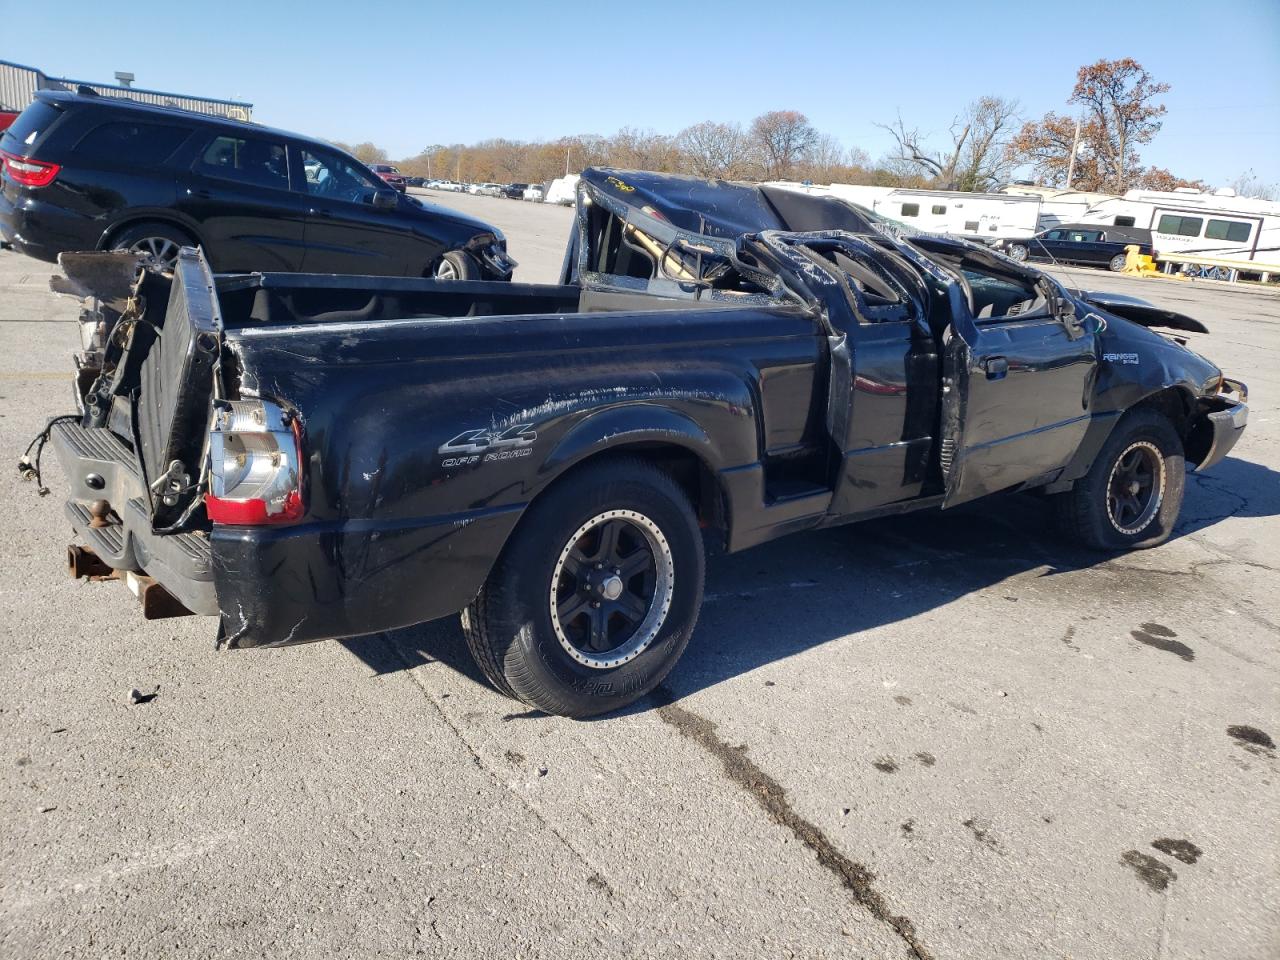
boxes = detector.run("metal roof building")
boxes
[0,59,252,120]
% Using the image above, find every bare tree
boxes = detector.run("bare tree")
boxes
[749,110,819,180]
[1228,169,1279,201]
[675,121,751,179]
[879,95,1020,190]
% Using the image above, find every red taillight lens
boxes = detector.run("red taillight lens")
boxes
[1,150,60,187]
[205,399,305,525]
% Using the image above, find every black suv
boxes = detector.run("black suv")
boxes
[0,91,514,280]
[995,223,1155,272]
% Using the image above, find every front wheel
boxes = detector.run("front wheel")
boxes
[1108,253,1128,272]
[1057,408,1185,550]
[461,458,705,717]
[433,249,481,281]
[1008,243,1029,262]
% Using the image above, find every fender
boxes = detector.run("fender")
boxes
[542,403,727,478]
[96,209,205,251]
[1051,383,1196,488]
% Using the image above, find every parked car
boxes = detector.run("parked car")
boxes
[404,175,426,188]
[369,163,407,192]
[995,223,1155,272]
[37,168,1246,718]
[0,90,513,280]
[522,184,545,202]
[502,182,530,199]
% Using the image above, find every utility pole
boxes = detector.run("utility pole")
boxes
[1065,116,1081,188]
[565,145,571,176]
[426,153,431,179]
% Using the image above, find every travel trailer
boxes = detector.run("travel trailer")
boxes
[1068,188,1279,267]
[768,183,1041,240]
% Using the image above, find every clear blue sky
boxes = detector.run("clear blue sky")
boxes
[6,0,1278,186]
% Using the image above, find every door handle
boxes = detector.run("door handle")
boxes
[186,188,213,199]
[308,207,332,218]
[983,357,1009,379]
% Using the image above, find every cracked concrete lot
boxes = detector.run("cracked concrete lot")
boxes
[2,191,1278,959]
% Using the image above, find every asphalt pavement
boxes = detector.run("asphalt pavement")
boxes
[2,192,1277,959]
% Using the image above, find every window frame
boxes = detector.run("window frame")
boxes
[1156,213,1204,238]
[192,131,291,192]
[1205,218,1251,243]
[72,119,194,167]
[900,202,920,217]
[293,143,386,203]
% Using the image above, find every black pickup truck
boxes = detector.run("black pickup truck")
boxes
[35,168,1247,716]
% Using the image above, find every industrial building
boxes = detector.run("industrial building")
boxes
[0,59,252,120]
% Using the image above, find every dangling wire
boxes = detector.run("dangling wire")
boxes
[17,414,81,497]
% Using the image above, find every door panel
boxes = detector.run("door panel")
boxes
[942,270,1096,507]
[293,145,421,275]
[175,132,307,272]
[793,238,940,516]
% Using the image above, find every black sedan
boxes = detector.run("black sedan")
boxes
[0,91,514,281]
[995,224,1155,272]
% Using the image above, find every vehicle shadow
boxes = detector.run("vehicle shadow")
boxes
[340,455,1278,712]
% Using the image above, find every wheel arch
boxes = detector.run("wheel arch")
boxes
[535,429,728,553]
[1056,385,1198,487]
[97,214,202,252]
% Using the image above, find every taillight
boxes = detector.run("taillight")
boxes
[205,399,305,525]
[1,150,60,187]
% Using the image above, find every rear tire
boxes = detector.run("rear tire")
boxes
[433,249,481,281]
[1008,243,1029,262]
[462,458,705,717]
[110,222,196,269]
[1057,408,1185,550]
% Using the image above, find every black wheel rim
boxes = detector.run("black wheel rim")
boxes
[550,510,674,669]
[1106,441,1164,535]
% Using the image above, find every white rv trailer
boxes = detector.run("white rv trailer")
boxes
[825,184,1041,240]
[999,185,1116,230]
[1069,188,1280,265]
[766,183,1041,240]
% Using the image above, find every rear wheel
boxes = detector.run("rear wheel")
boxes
[110,222,196,270]
[433,249,481,281]
[1008,243,1029,262]
[1108,253,1128,272]
[461,458,705,717]
[1057,408,1185,550]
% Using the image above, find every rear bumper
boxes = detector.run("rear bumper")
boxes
[51,420,218,615]
[0,189,100,263]
[50,420,523,645]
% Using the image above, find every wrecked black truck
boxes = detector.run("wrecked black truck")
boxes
[34,167,1248,716]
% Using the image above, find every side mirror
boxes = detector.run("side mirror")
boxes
[371,189,398,210]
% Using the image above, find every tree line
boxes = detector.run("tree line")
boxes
[334,59,1275,199]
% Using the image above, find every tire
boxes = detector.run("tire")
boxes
[110,222,196,269]
[433,249,481,281]
[461,458,705,717]
[1057,408,1185,551]
[1108,253,1128,272]
[1008,243,1029,262]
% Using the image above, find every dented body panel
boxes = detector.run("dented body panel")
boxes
[44,168,1247,649]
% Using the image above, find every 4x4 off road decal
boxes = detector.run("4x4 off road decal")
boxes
[438,424,536,467]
